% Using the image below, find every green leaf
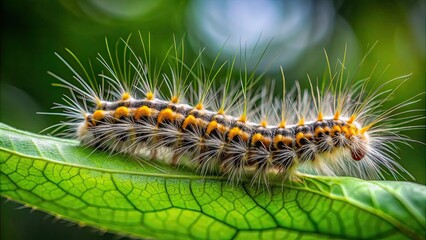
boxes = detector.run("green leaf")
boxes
[0,123,425,240]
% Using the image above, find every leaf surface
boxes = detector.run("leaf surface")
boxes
[0,123,425,240]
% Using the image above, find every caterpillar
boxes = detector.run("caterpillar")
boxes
[44,34,423,186]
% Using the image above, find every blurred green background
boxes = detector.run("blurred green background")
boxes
[1,0,425,239]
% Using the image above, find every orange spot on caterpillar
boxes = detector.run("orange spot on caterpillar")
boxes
[157,108,175,123]
[239,114,247,123]
[171,96,179,103]
[121,92,131,101]
[114,107,129,119]
[252,133,271,147]
[228,127,249,141]
[228,127,241,140]
[273,135,284,148]
[93,110,104,121]
[92,110,105,125]
[260,120,267,127]
[252,133,263,145]
[195,103,203,110]
[298,118,305,126]
[323,126,331,135]
[334,111,340,120]
[296,132,305,145]
[278,121,286,128]
[314,127,324,138]
[135,106,152,120]
[273,135,294,148]
[207,120,228,135]
[206,120,218,135]
[217,108,225,115]
[332,125,342,136]
[317,112,324,121]
[347,115,356,124]
[146,91,154,100]
[182,115,196,129]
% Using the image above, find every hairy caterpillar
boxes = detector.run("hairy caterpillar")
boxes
[44,34,423,186]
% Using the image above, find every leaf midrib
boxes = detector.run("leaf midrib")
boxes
[0,146,214,180]
[0,124,78,144]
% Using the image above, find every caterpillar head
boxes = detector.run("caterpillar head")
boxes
[350,133,369,161]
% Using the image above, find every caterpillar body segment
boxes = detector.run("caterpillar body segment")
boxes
[47,35,422,186]
[79,95,368,184]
